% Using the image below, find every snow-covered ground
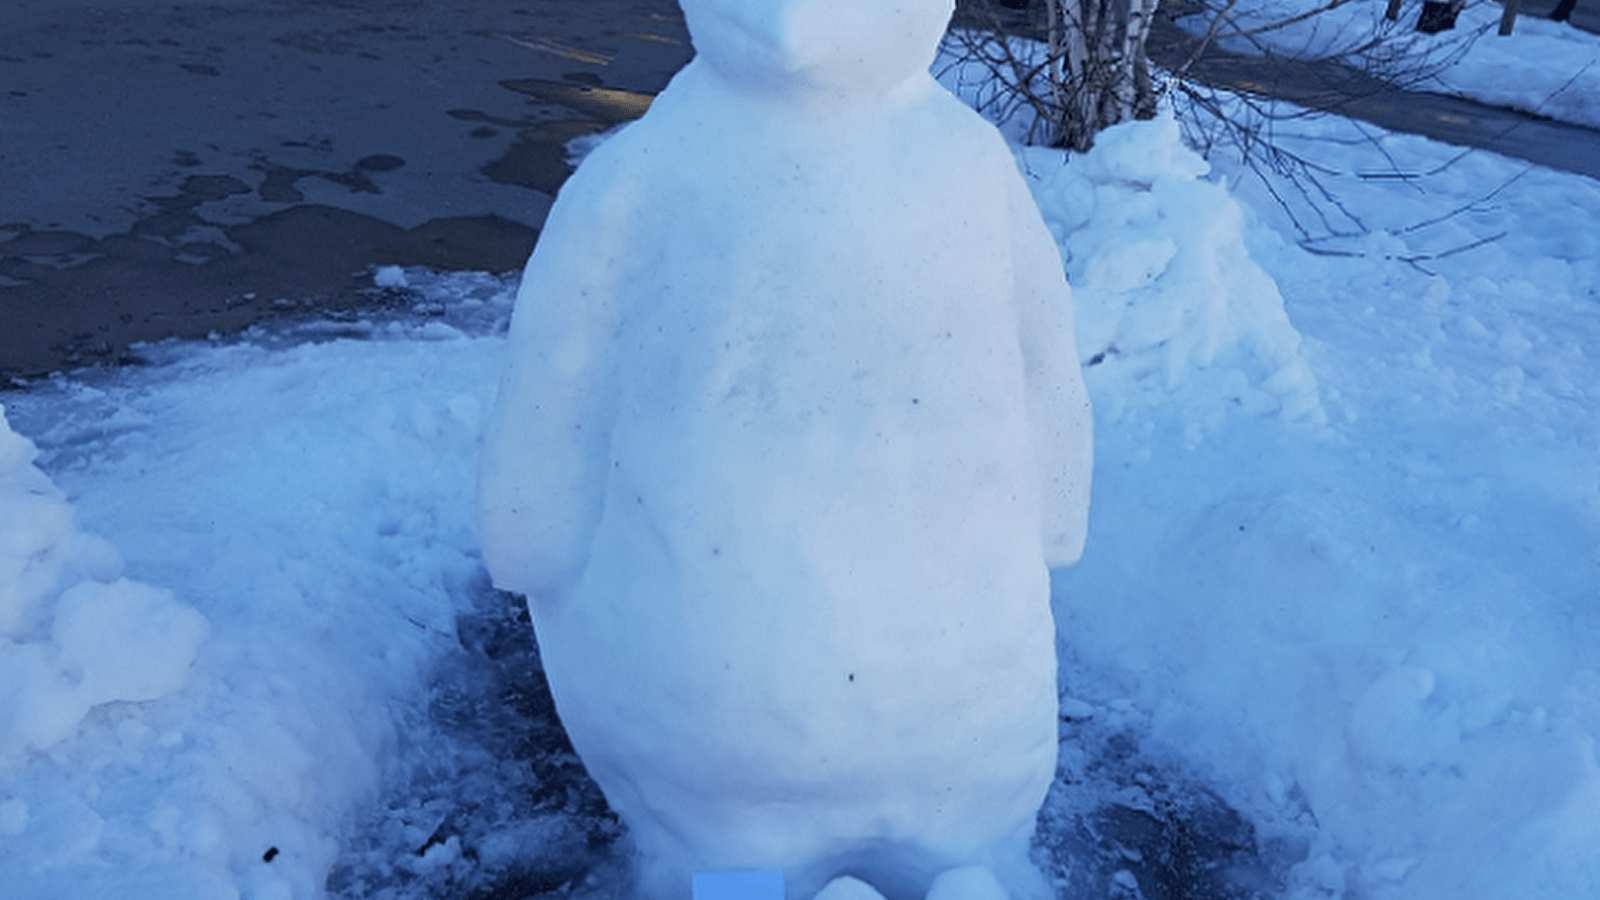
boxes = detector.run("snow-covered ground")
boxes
[3,7,1598,900]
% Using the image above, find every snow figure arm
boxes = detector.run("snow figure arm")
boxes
[477,165,630,601]
[1010,175,1093,568]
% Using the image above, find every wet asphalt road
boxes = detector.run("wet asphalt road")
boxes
[0,0,693,380]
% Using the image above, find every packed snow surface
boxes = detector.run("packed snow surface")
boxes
[2,7,1598,900]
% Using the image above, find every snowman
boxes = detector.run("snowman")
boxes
[477,0,1092,897]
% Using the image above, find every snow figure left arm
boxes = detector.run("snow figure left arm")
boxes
[476,159,631,602]
[1009,171,1093,567]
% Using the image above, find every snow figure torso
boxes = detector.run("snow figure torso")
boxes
[478,2,1092,898]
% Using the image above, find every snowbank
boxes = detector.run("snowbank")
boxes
[1049,101,1600,900]
[1,408,207,762]
[0,290,511,899]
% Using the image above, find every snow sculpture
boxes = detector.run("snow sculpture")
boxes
[477,0,1092,897]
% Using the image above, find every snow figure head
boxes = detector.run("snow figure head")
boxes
[680,0,954,98]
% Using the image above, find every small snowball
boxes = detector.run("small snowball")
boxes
[53,578,209,707]
[812,875,886,900]
[373,265,409,289]
[410,834,462,874]
[926,866,1008,900]
[472,817,575,871]
[1078,115,1209,185]
[417,322,465,342]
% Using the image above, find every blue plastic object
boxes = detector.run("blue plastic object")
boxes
[693,870,785,900]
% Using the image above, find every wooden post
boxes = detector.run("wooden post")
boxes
[1499,0,1521,34]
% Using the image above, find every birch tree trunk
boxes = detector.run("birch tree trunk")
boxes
[949,0,1162,152]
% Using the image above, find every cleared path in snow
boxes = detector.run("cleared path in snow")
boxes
[4,0,1596,382]
[1144,15,1600,182]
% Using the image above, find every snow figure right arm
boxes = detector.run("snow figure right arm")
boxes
[1009,172,1093,568]
[477,160,631,602]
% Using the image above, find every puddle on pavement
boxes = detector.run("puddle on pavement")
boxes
[1,72,662,382]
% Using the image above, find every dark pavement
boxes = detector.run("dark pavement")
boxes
[1,0,693,380]
[3,0,1596,382]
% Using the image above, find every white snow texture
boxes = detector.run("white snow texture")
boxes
[477,1,1091,898]
[0,406,208,764]
[2,2,1597,899]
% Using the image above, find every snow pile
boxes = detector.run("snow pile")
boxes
[0,290,514,900]
[1050,108,1600,899]
[1016,115,1322,428]
[0,406,207,762]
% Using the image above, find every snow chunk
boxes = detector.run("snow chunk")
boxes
[372,265,409,289]
[1018,115,1323,426]
[0,405,207,761]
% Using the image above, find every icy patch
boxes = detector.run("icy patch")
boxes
[327,579,624,900]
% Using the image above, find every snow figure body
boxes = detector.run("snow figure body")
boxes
[478,1,1092,897]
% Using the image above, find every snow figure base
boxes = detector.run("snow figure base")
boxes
[478,1,1092,898]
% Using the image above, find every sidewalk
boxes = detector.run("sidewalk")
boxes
[1143,14,1600,182]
